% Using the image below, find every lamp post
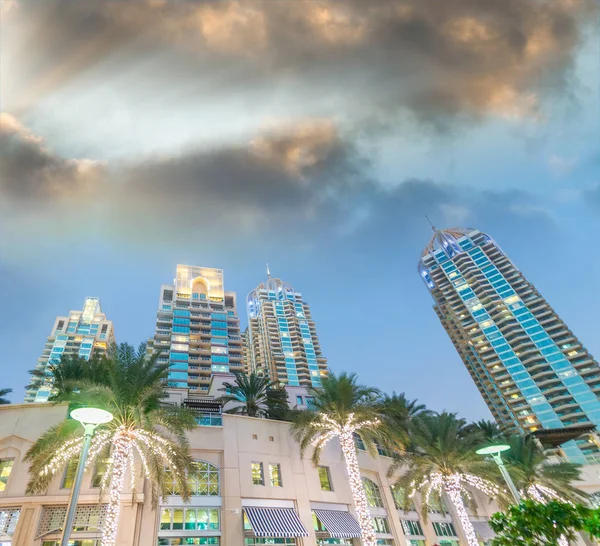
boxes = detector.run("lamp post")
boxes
[476,444,521,503]
[60,407,113,546]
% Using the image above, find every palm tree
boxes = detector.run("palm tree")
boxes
[503,435,587,503]
[380,392,432,431]
[291,372,406,546]
[24,343,197,546]
[0,388,12,404]
[389,412,504,546]
[464,419,506,443]
[217,372,289,418]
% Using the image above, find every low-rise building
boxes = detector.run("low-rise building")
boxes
[1,401,597,546]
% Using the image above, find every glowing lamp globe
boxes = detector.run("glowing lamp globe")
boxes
[476,444,510,456]
[70,407,113,426]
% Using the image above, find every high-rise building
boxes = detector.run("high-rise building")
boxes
[419,227,600,463]
[25,297,115,403]
[245,269,328,387]
[148,265,244,393]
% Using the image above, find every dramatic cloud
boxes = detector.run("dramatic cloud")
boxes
[2,0,595,133]
[0,113,103,199]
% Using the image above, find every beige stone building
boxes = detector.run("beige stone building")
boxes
[1,401,598,546]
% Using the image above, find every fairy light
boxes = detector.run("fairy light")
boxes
[409,471,504,546]
[310,413,380,546]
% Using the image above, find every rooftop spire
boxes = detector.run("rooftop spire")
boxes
[425,215,436,231]
[266,263,271,278]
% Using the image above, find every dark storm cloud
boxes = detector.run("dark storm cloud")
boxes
[0,113,103,199]
[4,0,595,122]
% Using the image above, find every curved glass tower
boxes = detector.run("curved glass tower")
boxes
[419,228,600,463]
[245,271,328,387]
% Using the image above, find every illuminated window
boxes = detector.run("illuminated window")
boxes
[391,484,416,511]
[318,466,332,491]
[251,462,264,486]
[269,464,283,487]
[372,516,390,534]
[160,507,219,531]
[165,461,220,496]
[0,459,14,491]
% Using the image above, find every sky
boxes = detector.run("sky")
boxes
[0,0,599,419]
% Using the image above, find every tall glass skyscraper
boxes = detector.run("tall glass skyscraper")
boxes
[419,228,600,463]
[25,297,115,403]
[148,265,244,394]
[245,270,328,387]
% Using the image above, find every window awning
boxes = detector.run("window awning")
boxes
[472,521,495,540]
[244,507,309,538]
[313,509,362,539]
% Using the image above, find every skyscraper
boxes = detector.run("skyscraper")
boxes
[245,268,328,387]
[148,265,244,393]
[25,297,115,403]
[419,228,600,463]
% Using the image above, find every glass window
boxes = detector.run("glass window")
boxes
[401,519,424,536]
[92,459,108,488]
[159,508,220,531]
[244,539,294,545]
[165,461,220,496]
[158,537,220,545]
[0,459,14,491]
[62,457,79,489]
[251,462,264,485]
[372,516,390,534]
[269,464,283,487]
[353,433,366,451]
[362,477,383,507]
[296,396,303,405]
[318,466,333,491]
[433,521,458,537]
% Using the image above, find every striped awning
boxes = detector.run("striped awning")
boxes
[244,507,309,538]
[313,509,362,539]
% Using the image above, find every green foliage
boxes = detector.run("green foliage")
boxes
[217,372,290,419]
[24,343,197,507]
[502,435,587,504]
[490,500,600,545]
[0,388,12,404]
[390,412,504,519]
[291,372,407,465]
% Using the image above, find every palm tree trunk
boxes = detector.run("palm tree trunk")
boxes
[444,475,479,546]
[339,434,377,546]
[102,437,130,546]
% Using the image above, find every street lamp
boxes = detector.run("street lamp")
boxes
[60,407,113,546]
[476,444,521,503]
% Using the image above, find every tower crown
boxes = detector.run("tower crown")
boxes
[421,227,475,258]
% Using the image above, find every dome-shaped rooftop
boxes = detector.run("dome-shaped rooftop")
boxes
[421,227,475,257]
[246,266,297,317]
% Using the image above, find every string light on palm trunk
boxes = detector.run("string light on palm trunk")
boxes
[311,413,380,546]
[410,472,503,546]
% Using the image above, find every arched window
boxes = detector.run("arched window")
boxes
[362,477,383,507]
[165,460,220,496]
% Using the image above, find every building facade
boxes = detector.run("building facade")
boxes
[0,400,542,546]
[245,272,328,388]
[24,297,115,404]
[148,265,244,394]
[418,228,600,463]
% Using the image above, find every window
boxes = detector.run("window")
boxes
[353,433,366,451]
[362,477,383,507]
[269,464,283,487]
[372,517,390,534]
[0,459,14,491]
[62,457,79,489]
[43,541,100,546]
[195,413,223,427]
[165,461,220,496]
[0,507,19,537]
[160,507,219,530]
[433,521,458,537]
[401,519,424,536]
[427,494,450,515]
[318,466,333,491]
[296,396,303,405]
[251,462,264,485]
[92,459,108,488]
